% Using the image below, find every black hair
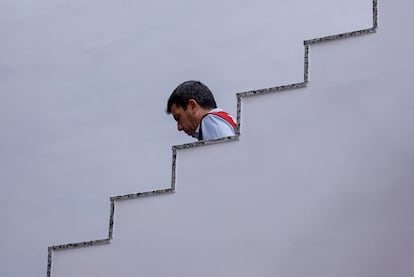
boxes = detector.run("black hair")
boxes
[166,80,217,114]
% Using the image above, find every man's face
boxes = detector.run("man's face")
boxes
[170,103,199,137]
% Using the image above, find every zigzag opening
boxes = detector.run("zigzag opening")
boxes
[47,1,378,276]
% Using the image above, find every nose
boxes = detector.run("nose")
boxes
[177,122,183,131]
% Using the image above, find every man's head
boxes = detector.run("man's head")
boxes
[166,80,217,137]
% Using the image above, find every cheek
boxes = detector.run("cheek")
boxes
[184,113,194,127]
[181,117,190,129]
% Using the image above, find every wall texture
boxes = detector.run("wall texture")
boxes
[1,1,413,276]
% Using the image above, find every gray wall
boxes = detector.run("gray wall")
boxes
[1,0,413,276]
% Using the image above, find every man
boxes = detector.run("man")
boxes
[166,80,237,141]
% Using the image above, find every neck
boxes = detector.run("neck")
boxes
[197,107,214,120]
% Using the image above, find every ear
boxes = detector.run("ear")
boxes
[187,99,198,113]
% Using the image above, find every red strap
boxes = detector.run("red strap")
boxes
[208,111,237,127]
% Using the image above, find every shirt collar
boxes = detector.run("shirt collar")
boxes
[194,125,200,139]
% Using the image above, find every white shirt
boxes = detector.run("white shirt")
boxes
[194,108,236,141]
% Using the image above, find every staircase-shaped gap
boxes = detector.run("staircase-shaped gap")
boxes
[47,1,381,276]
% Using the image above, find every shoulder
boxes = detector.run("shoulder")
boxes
[205,108,236,126]
[200,108,236,140]
[203,108,234,125]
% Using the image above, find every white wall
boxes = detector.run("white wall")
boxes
[1,1,413,277]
